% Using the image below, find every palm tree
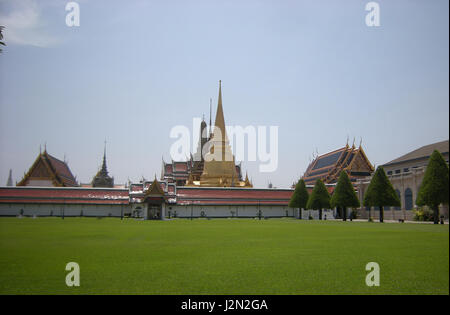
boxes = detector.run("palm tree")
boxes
[0,26,5,53]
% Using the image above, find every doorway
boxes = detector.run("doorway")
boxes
[148,204,161,220]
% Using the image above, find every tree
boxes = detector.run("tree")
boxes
[363,167,400,223]
[289,179,309,219]
[0,26,5,53]
[330,171,360,221]
[416,150,449,224]
[306,179,331,220]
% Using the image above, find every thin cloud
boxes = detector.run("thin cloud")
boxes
[0,0,60,48]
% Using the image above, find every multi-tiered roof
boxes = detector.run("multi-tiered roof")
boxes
[302,143,374,185]
[92,143,114,188]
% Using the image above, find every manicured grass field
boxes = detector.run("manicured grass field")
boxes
[0,217,448,294]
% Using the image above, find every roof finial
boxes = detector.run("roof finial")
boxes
[346,135,349,146]
[209,97,212,136]
[100,139,108,173]
[39,144,41,155]
[104,138,107,159]
[359,137,363,148]
[214,80,226,142]
[44,142,47,153]
[352,137,355,148]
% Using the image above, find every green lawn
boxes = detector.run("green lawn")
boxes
[0,217,448,294]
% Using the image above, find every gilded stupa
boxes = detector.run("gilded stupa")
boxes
[190,81,252,188]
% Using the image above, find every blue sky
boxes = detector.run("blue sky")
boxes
[0,0,448,188]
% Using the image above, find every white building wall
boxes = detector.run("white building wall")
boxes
[300,209,335,220]
[1,203,339,220]
[0,203,132,217]
[165,204,298,218]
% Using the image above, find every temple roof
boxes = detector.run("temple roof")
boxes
[17,150,78,187]
[302,144,374,185]
[92,144,114,188]
[145,178,165,197]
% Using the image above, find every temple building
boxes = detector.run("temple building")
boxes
[91,144,114,188]
[302,142,374,186]
[162,81,252,188]
[0,81,294,220]
[17,149,78,187]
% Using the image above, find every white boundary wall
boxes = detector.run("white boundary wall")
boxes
[0,203,132,217]
[166,204,301,218]
[0,203,337,220]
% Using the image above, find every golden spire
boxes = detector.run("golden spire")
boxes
[198,81,247,187]
[214,80,226,143]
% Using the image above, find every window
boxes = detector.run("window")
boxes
[395,170,401,174]
[403,168,409,173]
[387,171,393,175]
[405,188,413,210]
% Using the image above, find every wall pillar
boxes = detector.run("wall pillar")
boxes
[143,204,148,220]
[161,203,166,220]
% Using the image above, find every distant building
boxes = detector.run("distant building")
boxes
[91,144,114,188]
[382,140,449,175]
[17,150,78,187]
[357,140,449,220]
[302,142,374,186]
[1,81,296,220]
